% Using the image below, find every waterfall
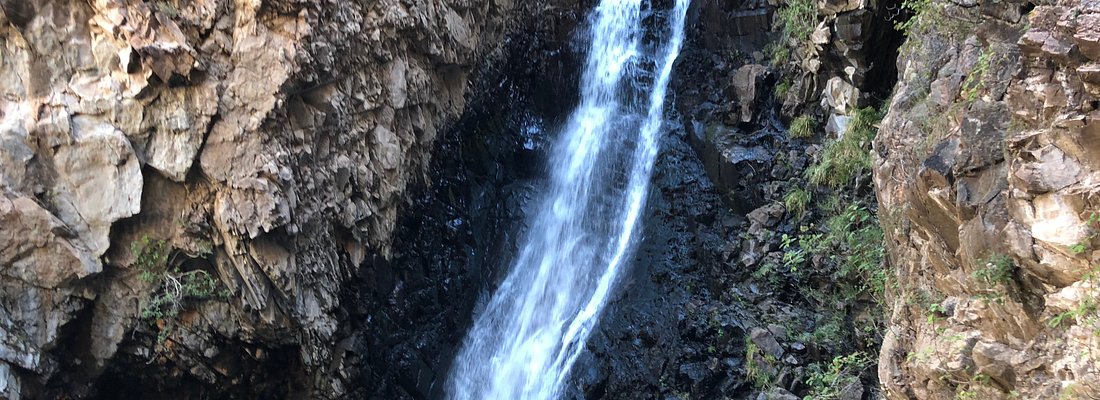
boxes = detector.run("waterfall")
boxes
[448,0,691,398]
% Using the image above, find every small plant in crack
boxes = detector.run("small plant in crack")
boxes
[784,187,812,219]
[131,236,227,344]
[1047,264,1100,334]
[1070,212,1100,255]
[973,254,1014,287]
[789,115,816,139]
[961,47,992,103]
[972,254,1014,304]
[776,79,793,98]
[745,337,777,389]
[927,302,948,324]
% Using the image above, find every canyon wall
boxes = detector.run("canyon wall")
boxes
[0,0,544,397]
[875,0,1100,397]
[5,0,1099,398]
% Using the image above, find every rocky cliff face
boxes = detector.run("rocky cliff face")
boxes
[876,0,1100,397]
[0,0,533,397]
[7,0,1099,398]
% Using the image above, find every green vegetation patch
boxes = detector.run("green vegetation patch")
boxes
[776,0,818,45]
[770,0,817,67]
[761,105,889,360]
[745,337,778,389]
[789,115,816,139]
[805,107,882,189]
[776,79,793,99]
[962,47,992,103]
[973,253,1015,306]
[132,236,226,343]
[784,187,812,218]
[803,352,870,400]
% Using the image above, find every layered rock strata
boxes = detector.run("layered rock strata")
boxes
[0,0,525,397]
[876,0,1100,397]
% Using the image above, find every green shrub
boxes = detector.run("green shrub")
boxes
[132,236,226,343]
[971,254,1014,304]
[927,302,948,324]
[803,353,869,400]
[789,115,816,139]
[141,269,223,321]
[132,236,169,283]
[973,254,1014,287]
[781,234,807,273]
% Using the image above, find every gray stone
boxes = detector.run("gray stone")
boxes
[750,327,784,359]
[732,64,768,122]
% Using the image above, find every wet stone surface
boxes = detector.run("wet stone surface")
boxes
[570,121,751,400]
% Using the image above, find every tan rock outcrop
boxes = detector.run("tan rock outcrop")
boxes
[875,0,1100,397]
[0,0,525,397]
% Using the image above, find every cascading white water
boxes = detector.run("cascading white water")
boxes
[448,1,690,399]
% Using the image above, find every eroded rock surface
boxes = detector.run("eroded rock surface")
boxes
[876,0,1100,397]
[0,0,532,397]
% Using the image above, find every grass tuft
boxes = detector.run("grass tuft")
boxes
[789,115,816,139]
[804,107,881,188]
[784,187,812,217]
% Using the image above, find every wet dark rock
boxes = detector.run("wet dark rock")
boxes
[679,362,711,383]
[685,123,776,213]
[733,64,770,122]
[747,204,785,228]
[574,123,750,399]
[692,0,772,56]
[739,204,785,267]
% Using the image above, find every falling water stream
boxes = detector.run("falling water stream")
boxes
[448,0,691,398]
